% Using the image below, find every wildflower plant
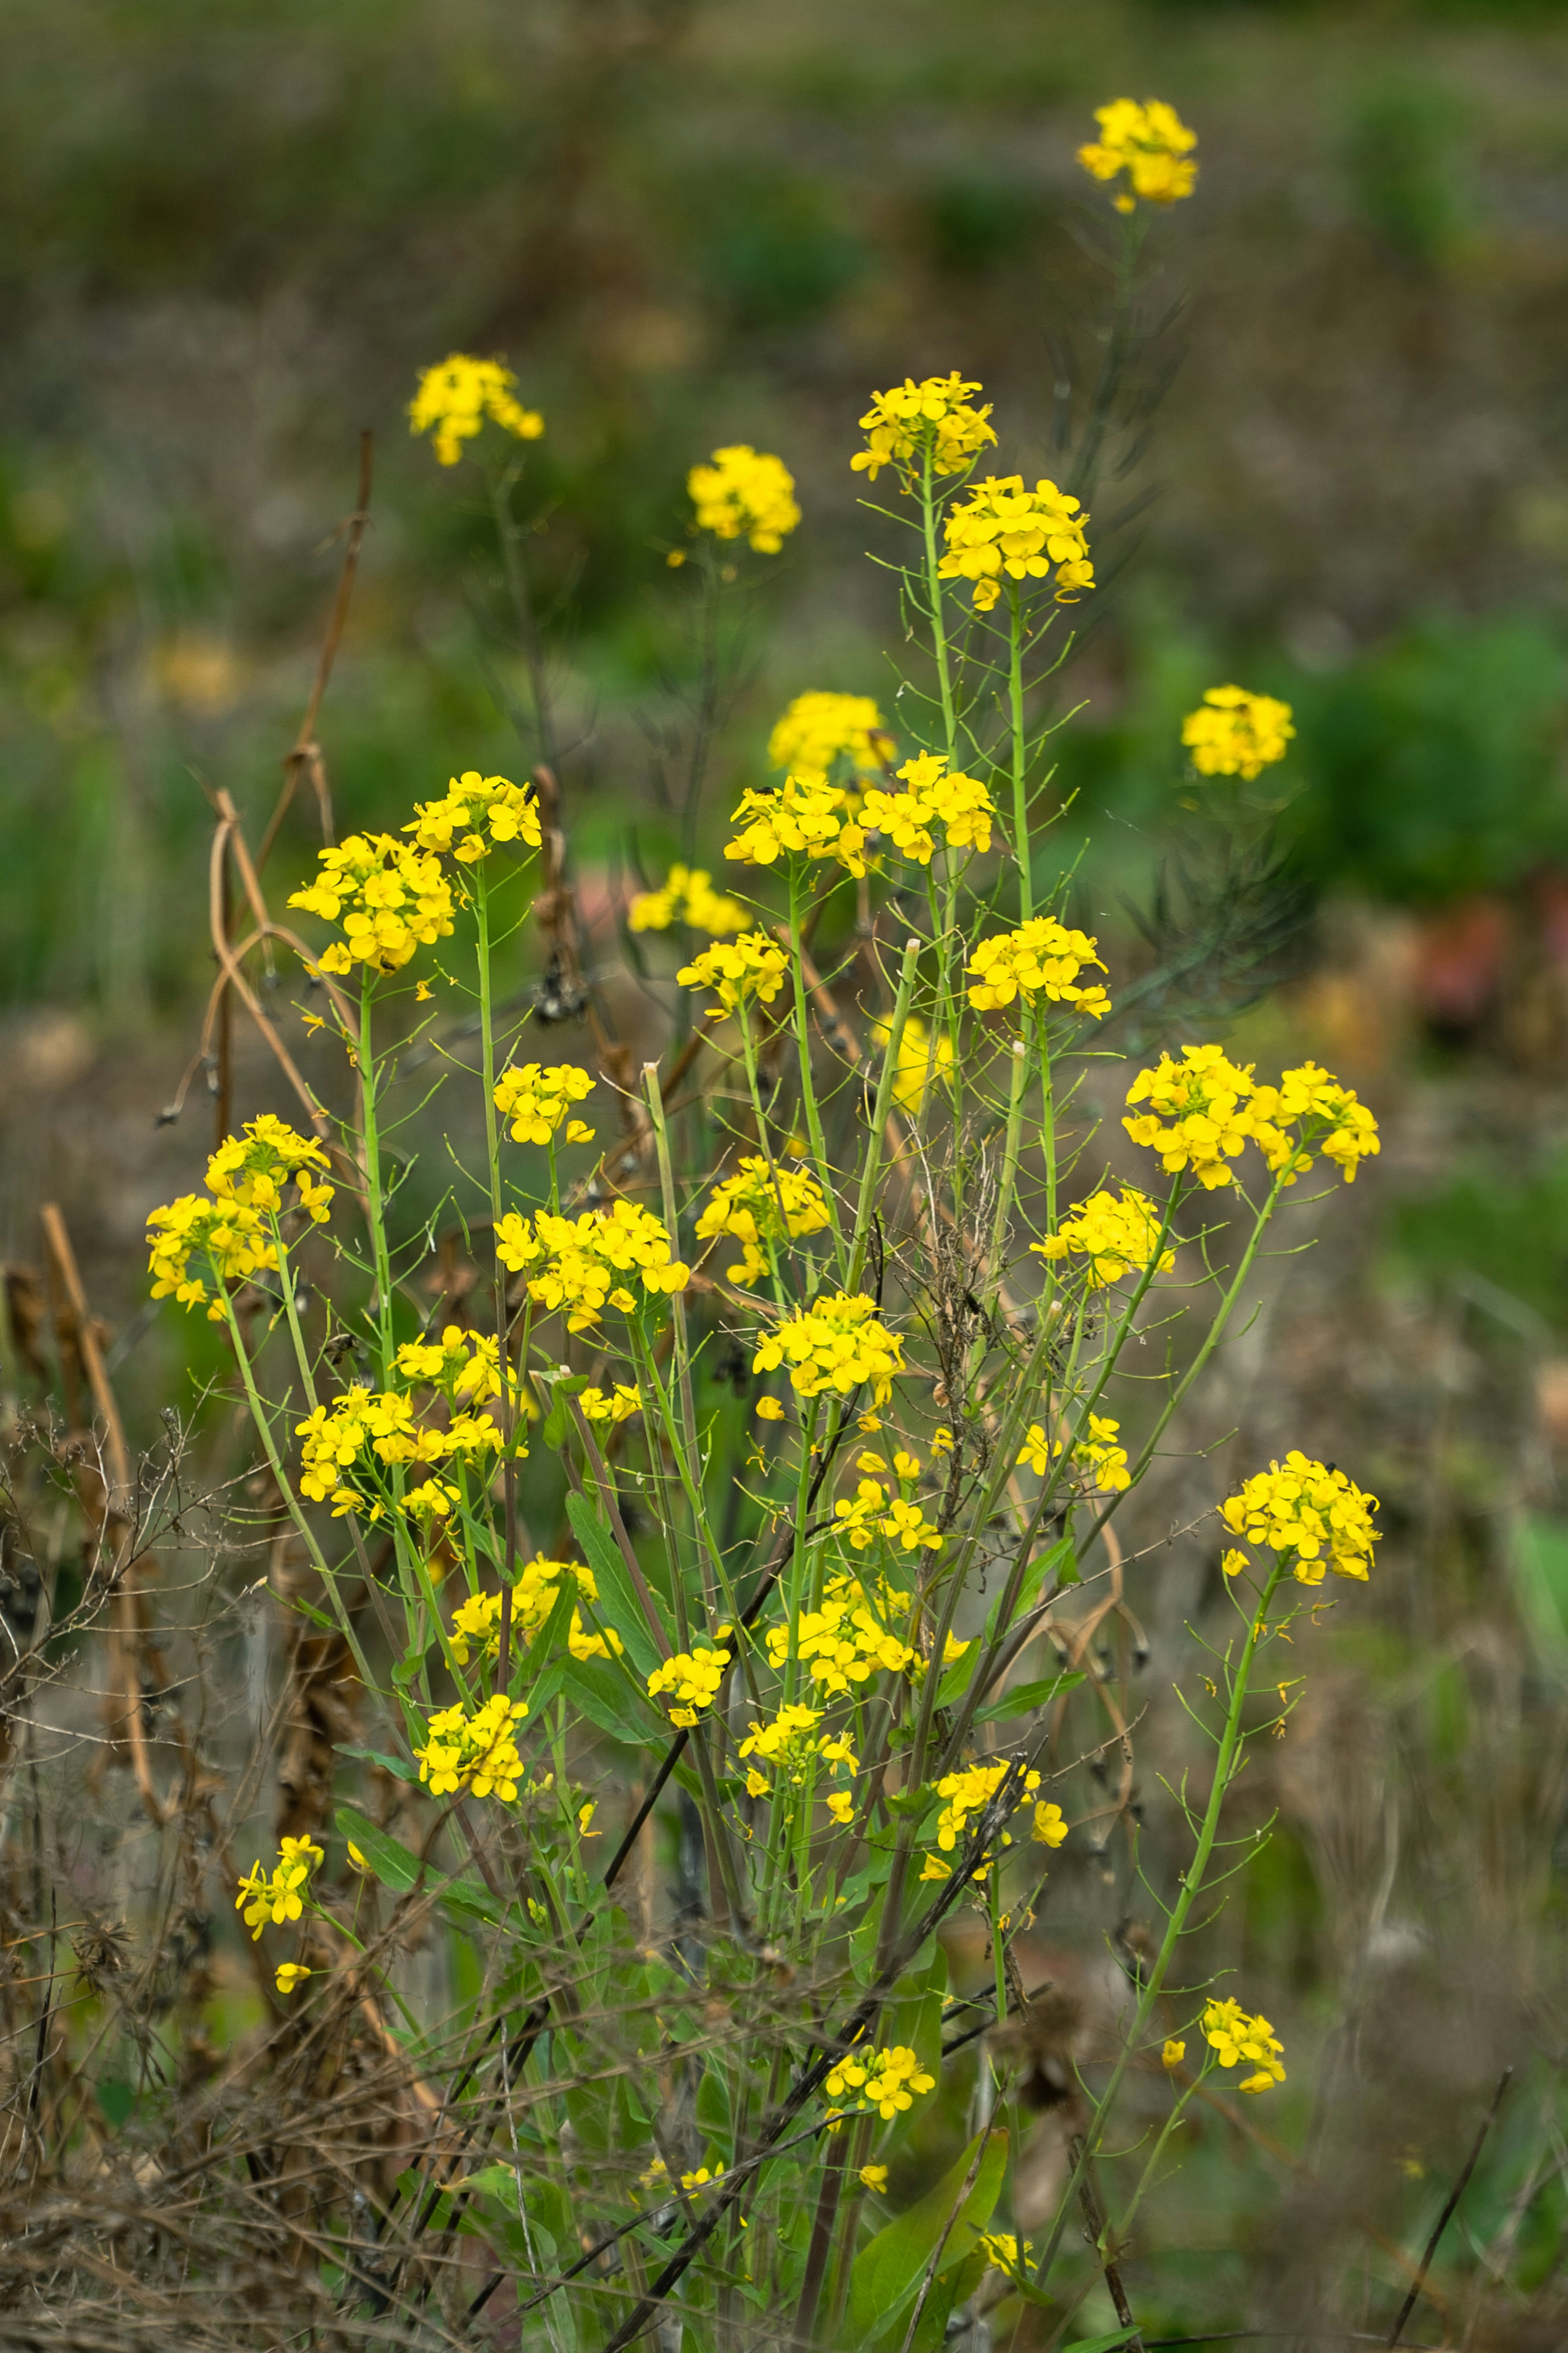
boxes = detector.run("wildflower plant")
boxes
[131,100,1408,2353]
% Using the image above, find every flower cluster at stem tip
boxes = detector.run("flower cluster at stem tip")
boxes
[920,1760,1040,1882]
[415,1694,530,1802]
[687,445,800,552]
[409,353,543,467]
[824,2043,935,2121]
[724,774,867,873]
[695,1157,831,1287]
[628,865,748,936]
[235,1836,323,1940]
[753,1294,904,1404]
[147,1117,332,1320]
[764,1571,934,1697]
[737,1703,858,1797]
[493,1060,595,1146]
[288,833,454,977]
[1124,1045,1380,1190]
[859,751,994,864]
[677,932,791,1018]
[405,770,543,862]
[966,917,1109,1019]
[939,474,1094,611]
[768,691,891,785]
[296,1383,502,1522]
[1221,1453,1380,1585]
[647,1640,733,1729]
[1018,1414,1131,1494]
[450,1556,622,1668]
[1032,1186,1174,1289]
[395,1324,502,1403]
[1182,684,1295,781]
[1078,98,1198,212]
[495,1202,689,1332]
[1202,1997,1285,2094]
[850,372,997,484]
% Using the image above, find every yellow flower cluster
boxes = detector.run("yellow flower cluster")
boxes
[832,1479,942,1555]
[1033,1801,1068,1848]
[676,931,791,1017]
[415,1693,530,1802]
[939,475,1094,613]
[450,1556,620,1668]
[1124,1046,1380,1191]
[148,1117,333,1319]
[753,1293,904,1405]
[860,752,994,864]
[647,1640,733,1729]
[287,833,455,977]
[295,1387,501,1519]
[966,917,1110,1018]
[1202,1996,1285,2094]
[723,776,866,874]
[395,1325,502,1403]
[493,1061,595,1147]
[405,770,543,862]
[929,1760,1040,1859]
[978,2234,1034,2277]
[695,1157,831,1287]
[824,2043,936,2121]
[1078,98,1198,213]
[408,353,544,467]
[235,1835,323,1940]
[1220,1453,1379,1585]
[206,1115,334,1218]
[580,1382,641,1425]
[628,865,748,936]
[1019,1415,1131,1494]
[871,1014,952,1116]
[764,1571,919,1696]
[850,372,997,484]
[688,445,800,552]
[737,1702,858,1796]
[1182,685,1295,781]
[768,691,891,785]
[1032,1187,1174,1289]
[495,1202,689,1332]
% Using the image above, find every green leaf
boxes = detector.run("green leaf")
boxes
[566,1489,665,1681]
[934,1639,980,1710]
[334,1743,417,1783]
[972,1671,1085,1726]
[847,2130,1008,2341]
[562,1651,665,1746]
[1059,2333,1140,2353]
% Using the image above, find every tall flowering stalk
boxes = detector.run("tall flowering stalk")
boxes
[136,106,1395,2350]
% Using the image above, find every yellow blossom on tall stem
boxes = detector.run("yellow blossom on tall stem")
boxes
[628,865,748,935]
[939,475,1094,611]
[767,691,891,785]
[687,446,800,552]
[850,372,996,486]
[966,917,1109,1019]
[723,776,866,873]
[1181,685,1295,780]
[1078,98,1198,213]
[287,833,455,977]
[405,770,543,861]
[860,751,993,865]
[409,354,544,467]
[1220,1454,1380,1585]
[676,932,791,1017]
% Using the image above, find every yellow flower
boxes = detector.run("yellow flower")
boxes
[1123,1044,1261,1191]
[450,1558,621,1669]
[1201,1996,1285,2092]
[723,774,866,873]
[495,1202,688,1332]
[978,2233,1032,2275]
[940,475,1093,613]
[859,2163,889,2193]
[275,1962,313,1996]
[395,1325,502,1403]
[765,1570,919,1696]
[688,445,800,552]
[753,1294,904,1405]
[967,917,1109,1019]
[1248,1062,1381,1187]
[677,931,791,1017]
[579,1383,641,1426]
[578,1802,598,1838]
[755,1395,786,1422]
[1182,685,1294,780]
[823,2043,935,2121]
[628,864,748,936]
[405,769,543,864]
[826,1790,855,1825]
[414,1694,530,1801]
[1031,1186,1173,1289]
[346,1841,368,1871]
[1220,1454,1379,1586]
[1162,2038,1186,2070]
[1032,1801,1067,1849]
[235,1836,324,1940]
[860,751,994,865]
[409,353,544,467]
[492,1061,595,1145]
[871,1014,952,1115]
[287,832,455,977]
[1078,98,1198,213]
[295,1386,502,1519]
[851,372,997,486]
[647,1642,732,1728]
[695,1157,831,1287]
[931,1761,1039,1859]
[148,1117,334,1318]
[768,691,891,785]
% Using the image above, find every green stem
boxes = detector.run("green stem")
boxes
[847,935,922,1294]
[1008,582,1031,923]
[357,972,395,1382]
[786,870,846,1273]
[919,447,957,766]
